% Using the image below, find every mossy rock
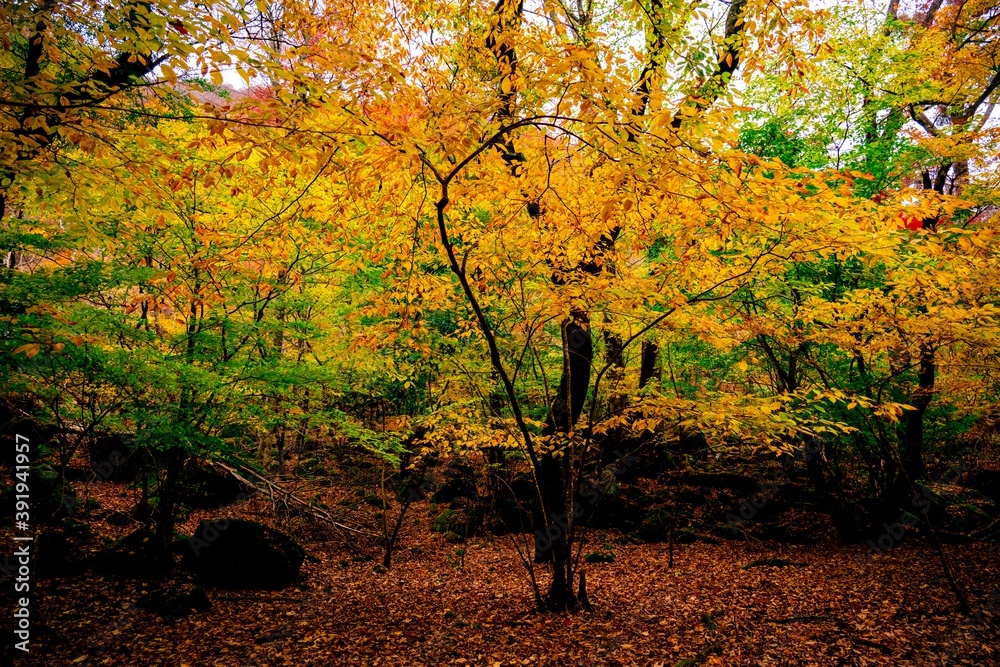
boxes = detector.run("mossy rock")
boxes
[636,505,675,542]
[363,493,388,509]
[584,551,615,564]
[105,510,132,526]
[60,517,93,540]
[961,470,1000,504]
[430,476,477,504]
[432,507,480,537]
[673,527,699,544]
[486,495,532,534]
[88,435,149,482]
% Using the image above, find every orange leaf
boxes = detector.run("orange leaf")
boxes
[13,343,41,358]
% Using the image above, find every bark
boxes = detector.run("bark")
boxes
[902,343,934,481]
[535,312,592,612]
[154,449,186,552]
[638,341,660,389]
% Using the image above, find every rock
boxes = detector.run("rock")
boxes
[182,519,306,589]
[636,505,671,542]
[35,531,81,578]
[430,463,479,504]
[90,529,173,578]
[431,507,480,537]
[105,510,132,526]
[962,470,1000,503]
[673,528,700,544]
[713,523,747,540]
[486,495,532,534]
[508,472,537,504]
[584,550,615,563]
[676,488,709,507]
[88,434,148,482]
[585,489,630,530]
[362,493,388,509]
[755,523,818,544]
[130,501,155,523]
[180,464,249,509]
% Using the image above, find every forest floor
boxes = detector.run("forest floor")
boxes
[11,466,1000,667]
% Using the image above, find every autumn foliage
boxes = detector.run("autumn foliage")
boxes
[2,0,1000,662]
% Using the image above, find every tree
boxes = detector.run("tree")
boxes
[4,0,999,617]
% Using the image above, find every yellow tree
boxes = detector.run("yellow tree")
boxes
[250,0,885,609]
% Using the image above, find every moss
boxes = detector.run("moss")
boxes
[584,550,616,563]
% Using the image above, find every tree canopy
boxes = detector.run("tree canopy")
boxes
[3,0,1000,619]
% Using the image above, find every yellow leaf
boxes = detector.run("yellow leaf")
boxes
[13,343,41,358]
[161,64,177,85]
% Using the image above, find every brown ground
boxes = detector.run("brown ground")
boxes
[10,476,1000,667]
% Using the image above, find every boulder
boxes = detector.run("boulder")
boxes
[431,506,481,538]
[962,470,1000,504]
[180,465,248,509]
[88,434,148,482]
[430,462,479,504]
[90,529,173,578]
[34,531,81,578]
[182,519,306,589]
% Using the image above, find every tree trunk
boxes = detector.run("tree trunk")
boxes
[154,448,186,552]
[638,341,659,389]
[902,342,933,482]
[535,311,591,610]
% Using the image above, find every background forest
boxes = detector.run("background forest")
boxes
[1,0,999,664]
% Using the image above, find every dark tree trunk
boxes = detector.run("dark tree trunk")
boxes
[902,342,934,482]
[638,341,660,390]
[544,311,592,433]
[603,326,626,414]
[154,449,186,552]
[803,438,862,542]
[535,311,592,610]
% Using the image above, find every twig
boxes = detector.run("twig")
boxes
[210,461,375,548]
